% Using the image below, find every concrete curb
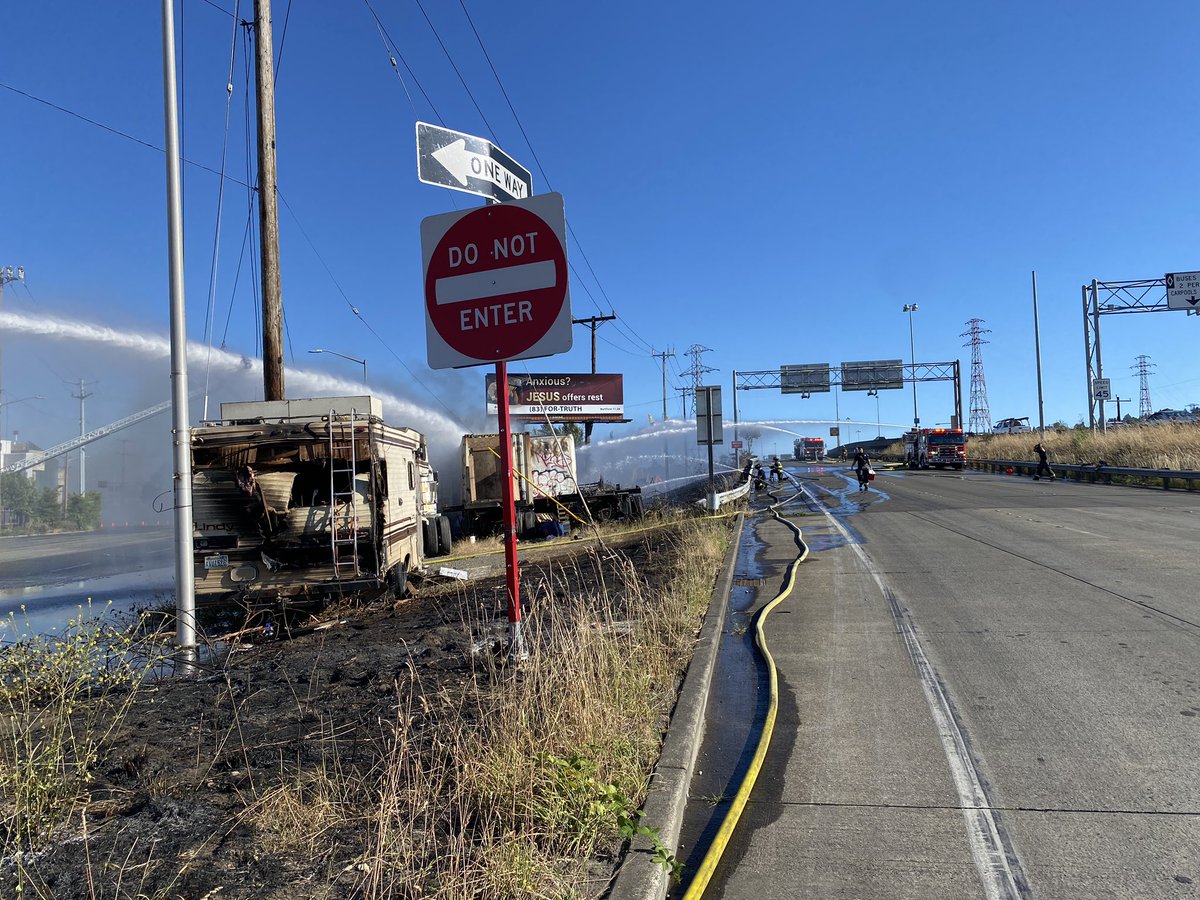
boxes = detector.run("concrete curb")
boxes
[609,512,745,899]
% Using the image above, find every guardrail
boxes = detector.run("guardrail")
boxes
[707,476,753,511]
[966,457,1200,491]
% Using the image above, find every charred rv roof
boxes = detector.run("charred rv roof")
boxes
[209,396,384,426]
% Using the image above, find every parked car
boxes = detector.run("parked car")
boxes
[993,416,1031,434]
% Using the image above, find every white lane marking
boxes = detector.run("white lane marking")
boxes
[797,483,1025,900]
[435,259,556,305]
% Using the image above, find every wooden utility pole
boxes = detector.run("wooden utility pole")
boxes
[254,0,285,401]
[651,348,675,422]
[571,314,615,444]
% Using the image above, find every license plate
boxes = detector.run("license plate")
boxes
[204,554,229,570]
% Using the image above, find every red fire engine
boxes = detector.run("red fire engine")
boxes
[904,427,967,470]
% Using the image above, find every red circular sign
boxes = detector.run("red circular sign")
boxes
[425,203,567,362]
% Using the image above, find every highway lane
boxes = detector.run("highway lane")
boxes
[855,468,1199,898]
[692,465,1199,899]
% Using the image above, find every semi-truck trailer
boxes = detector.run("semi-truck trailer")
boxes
[447,432,643,537]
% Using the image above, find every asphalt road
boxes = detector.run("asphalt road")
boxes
[680,465,1200,900]
[0,527,172,586]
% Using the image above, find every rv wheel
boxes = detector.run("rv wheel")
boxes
[437,515,453,555]
[387,564,409,598]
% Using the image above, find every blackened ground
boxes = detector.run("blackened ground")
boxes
[4,522,701,900]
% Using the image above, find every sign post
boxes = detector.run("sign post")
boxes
[494,359,525,658]
[696,386,723,510]
[422,190,571,660]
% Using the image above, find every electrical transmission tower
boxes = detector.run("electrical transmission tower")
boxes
[1133,355,1155,419]
[684,344,717,416]
[961,318,992,434]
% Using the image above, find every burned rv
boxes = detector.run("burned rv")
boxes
[191,396,447,602]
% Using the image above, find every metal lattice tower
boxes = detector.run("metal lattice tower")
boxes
[961,318,992,433]
[1133,355,1155,419]
[684,344,717,416]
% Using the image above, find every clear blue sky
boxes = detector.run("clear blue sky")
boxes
[2,1,1199,476]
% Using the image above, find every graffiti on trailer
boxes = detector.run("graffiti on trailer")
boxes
[530,438,578,496]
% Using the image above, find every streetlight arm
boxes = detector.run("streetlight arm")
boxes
[308,349,368,386]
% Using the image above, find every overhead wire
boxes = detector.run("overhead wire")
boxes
[451,1,660,357]
[362,0,446,125]
[274,192,460,419]
[411,0,498,138]
[0,82,250,187]
[273,0,294,85]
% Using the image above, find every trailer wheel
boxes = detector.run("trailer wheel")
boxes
[437,515,453,555]
[423,519,439,557]
[625,494,644,519]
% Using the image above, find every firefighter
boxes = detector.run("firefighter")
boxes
[753,462,767,491]
[1033,442,1056,480]
[852,448,871,492]
[772,457,784,482]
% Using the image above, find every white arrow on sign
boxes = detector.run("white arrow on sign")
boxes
[432,140,530,200]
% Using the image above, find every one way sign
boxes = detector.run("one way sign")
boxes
[417,122,533,204]
[1165,271,1200,310]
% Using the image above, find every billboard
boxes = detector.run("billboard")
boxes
[485,373,624,422]
[840,359,904,392]
[781,363,831,394]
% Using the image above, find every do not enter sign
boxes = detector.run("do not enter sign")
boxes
[421,192,572,369]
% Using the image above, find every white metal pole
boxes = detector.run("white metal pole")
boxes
[1032,270,1045,436]
[161,0,197,660]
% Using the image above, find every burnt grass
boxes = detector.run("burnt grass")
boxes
[5,524,700,900]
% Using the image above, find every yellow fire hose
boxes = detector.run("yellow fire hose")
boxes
[682,477,810,899]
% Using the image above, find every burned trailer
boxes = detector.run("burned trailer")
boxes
[447,432,643,539]
[191,396,447,603]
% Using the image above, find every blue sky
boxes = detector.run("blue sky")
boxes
[2,1,1199,478]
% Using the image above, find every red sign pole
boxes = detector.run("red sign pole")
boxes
[495,360,526,659]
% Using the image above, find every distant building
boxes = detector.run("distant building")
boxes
[0,437,59,491]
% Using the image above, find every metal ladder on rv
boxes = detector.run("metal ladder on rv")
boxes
[328,408,361,580]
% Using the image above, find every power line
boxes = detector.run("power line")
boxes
[450,1,660,356]
[361,0,445,123]
[0,81,251,188]
[411,0,498,138]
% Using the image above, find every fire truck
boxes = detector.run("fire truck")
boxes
[904,427,967,470]
[793,437,826,460]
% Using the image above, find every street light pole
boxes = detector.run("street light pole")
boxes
[308,349,367,386]
[903,304,920,428]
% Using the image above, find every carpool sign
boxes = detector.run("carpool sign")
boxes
[421,193,572,369]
